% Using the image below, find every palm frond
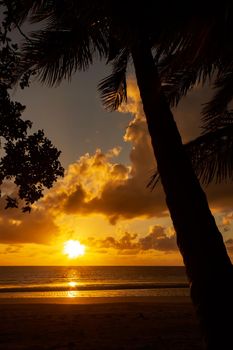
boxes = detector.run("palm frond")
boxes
[148,124,233,189]
[161,66,211,108]
[186,126,233,184]
[147,171,160,191]
[157,35,218,108]
[202,68,233,127]
[20,29,92,86]
[98,48,129,111]
[9,1,108,86]
[202,109,233,132]
[18,19,108,86]
[5,0,52,25]
[155,7,233,108]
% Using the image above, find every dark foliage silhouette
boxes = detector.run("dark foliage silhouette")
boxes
[0,10,64,211]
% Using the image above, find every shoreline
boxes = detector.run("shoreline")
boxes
[0,295,191,304]
[0,296,203,349]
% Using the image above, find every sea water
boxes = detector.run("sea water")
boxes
[0,266,189,298]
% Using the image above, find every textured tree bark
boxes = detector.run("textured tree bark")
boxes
[132,43,233,349]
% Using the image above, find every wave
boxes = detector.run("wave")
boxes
[0,282,189,294]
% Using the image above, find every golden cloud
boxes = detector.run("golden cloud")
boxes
[34,80,168,224]
[222,212,233,226]
[0,201,58,244]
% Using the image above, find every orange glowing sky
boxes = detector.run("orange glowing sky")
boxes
[1,69,233,266]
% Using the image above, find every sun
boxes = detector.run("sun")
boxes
[63,240,85,259]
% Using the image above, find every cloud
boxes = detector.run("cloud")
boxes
[222,212,233,226]
[225,239,233,254]
[98,232,138,250]
[86,225,177,254]
[0,196,58,244]
[1,244,22,254]
[39,80,168,224]
[1,79,232,246]
[52,79,232,222]
[139,225,177,252]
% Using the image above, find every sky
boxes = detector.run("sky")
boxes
[1,58,233,266]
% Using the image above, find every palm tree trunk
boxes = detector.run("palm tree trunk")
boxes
[132,42,233,349]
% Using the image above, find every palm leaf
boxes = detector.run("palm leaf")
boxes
[148,124,233,189]
[5,0,52,25]
[202,68,233,129]
[161,65,213,108]
[21,30,93,85]
[202,109,233,132]
[187,126,233,184]
[155,6,233,111]
[18,19,108,86]
[98,48,129,111]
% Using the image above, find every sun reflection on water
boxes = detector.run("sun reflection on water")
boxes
[67,290,79,298]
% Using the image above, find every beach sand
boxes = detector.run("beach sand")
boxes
[0,297,203,350]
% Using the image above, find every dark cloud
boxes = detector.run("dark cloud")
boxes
[81,180,167,224]
[64,185,86,212]
[99,232,138,250]
[87,225,177,254]
[139,226,177,252]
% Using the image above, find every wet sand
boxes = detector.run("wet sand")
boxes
[0,297,203,349]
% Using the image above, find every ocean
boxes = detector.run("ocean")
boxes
[0,266,189,298]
